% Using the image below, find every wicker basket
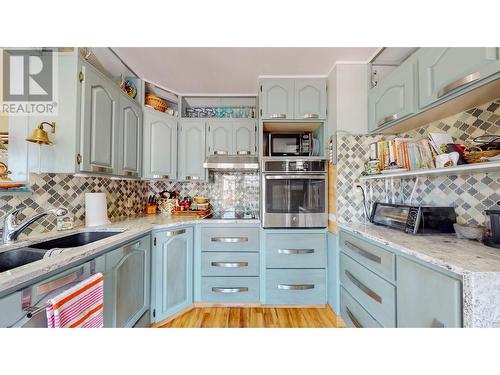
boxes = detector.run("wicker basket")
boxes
[464,146,500,164]
[145,94,167,112]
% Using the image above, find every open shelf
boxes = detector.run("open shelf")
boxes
[359,161,500,180]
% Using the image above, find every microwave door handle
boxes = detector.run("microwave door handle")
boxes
[264,175,326,180]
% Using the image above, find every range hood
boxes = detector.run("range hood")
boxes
[203,152,259,171]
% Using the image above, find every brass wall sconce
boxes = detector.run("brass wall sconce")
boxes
[26,121,56,145]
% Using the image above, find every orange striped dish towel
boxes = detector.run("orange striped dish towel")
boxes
[46,273,104,328]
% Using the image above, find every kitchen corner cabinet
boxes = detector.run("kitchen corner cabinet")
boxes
[80,62,120,175]
[260,77,327,120]
[368,61,416,131]
[102,235,151,328]
[151,227,193,323]
[417,47,500,109]
[178,119,206,180]
[118,95,142,177]
[294,78,327,119]
[143,107,177,180]
[396,256,462,328]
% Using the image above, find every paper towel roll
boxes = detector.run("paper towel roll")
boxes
[85,192,111,227]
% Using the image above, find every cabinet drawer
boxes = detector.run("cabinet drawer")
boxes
[340,231,395,280]
[201,227,259,252]
[340,287,382,328]
[201,277,260,303]
[266,269,326,305]
[340,254,395,327]
[201,252,259,277]
[266,233,326,268]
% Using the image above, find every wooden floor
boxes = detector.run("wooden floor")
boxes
[159,306,343,328]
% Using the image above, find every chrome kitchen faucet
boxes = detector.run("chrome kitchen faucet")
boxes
[1,208,68,244]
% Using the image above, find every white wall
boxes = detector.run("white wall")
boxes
[327,63,369,135]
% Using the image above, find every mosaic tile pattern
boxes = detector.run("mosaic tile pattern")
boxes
[0,170,260,237]
[337,98,500,226]
[148,171,260,214]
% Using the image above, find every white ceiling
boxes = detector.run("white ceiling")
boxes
[113,47,379,95]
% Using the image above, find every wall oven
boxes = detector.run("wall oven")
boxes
[262,159,328,228]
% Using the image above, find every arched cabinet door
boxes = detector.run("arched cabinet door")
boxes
[103,235,151,328]
[233,119,257,155]
[118,96,142,177]
[260,78,294,120]
[206,119,233,155]
[368,61,415,131]
[178,119,206,181]
[151,227,193,323]
[80,63,120,174]
[143,107,177,179]
[294,78,326,119]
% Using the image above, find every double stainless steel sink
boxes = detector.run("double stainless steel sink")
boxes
[0,231,121,273]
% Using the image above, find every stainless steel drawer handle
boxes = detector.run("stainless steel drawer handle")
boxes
[377,113,398,127]
[211,261,249,268]
[278,284,315,290]
[166,229,186,237]
[303,113,319,119]
[437,72,480,98]
[212,287,249,293]
[36,267,85,296]
[211,237,249,243]
[152,174,169,179]
[431,318,445,328]
[345,270,382,304]
[270,114,287,119]
[185,175,200,180]
[278,249,315,255]
[124,171,138,177]
[344,241,382,264]
[345,306,363,328]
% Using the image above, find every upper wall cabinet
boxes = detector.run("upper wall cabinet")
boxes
[80,62,121,175]
[143,107,177,180]
[118,96,142,177]
[417,47,500,108]
[233,119,257,155]
[260,78,294,120]
[260,77,327,120]
[368,61,416,131]
[206,119,232,155]
[294,78,327,119]
[178,119,206,181]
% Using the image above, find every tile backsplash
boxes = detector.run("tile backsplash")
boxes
[0,171,260,237]
[337,98,500,226]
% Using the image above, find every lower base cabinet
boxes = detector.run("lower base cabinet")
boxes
[102,235,151,328]
[396,256,462,328]
[151,226,193,324]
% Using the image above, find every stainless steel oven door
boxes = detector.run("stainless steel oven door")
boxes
[262,174,327,228]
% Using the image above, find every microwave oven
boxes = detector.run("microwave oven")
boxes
[370,202,457,234]
[269,133,311,156]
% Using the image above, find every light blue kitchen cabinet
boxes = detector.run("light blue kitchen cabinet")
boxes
[143,107,177,180]
[417,47,500,109]
[178,119,206,181]
[80,62,120,174]
[294,78,327,119]
[151,227,193,323]
[327,233,340,314]
[118,95,142,177]
[396,256,462,328]
[260,78,294,120]
[368,60,416,131]
[103,235,151,328]
[206,119,233,155]
[233,119,257,155]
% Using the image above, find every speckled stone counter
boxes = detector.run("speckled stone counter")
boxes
[338,222,500,328]
[0,215,260,297]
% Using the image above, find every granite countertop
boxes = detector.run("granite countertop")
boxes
[338,222,500,275]
[0,215,260,296]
